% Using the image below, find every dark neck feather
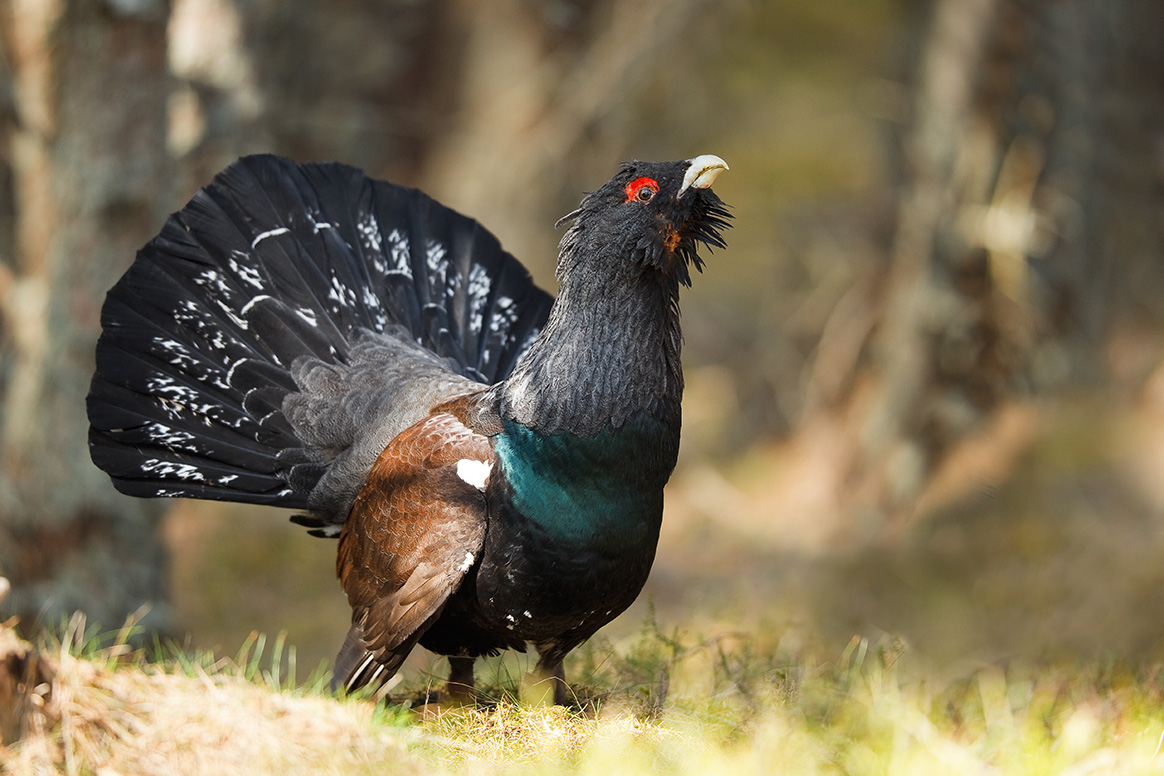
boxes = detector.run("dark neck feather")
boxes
[500,259,684,437]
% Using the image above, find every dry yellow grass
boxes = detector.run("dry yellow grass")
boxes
[7,614,1164,776]
[0,619,421,775]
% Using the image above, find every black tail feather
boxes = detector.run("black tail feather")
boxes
[331,620,409,694]
[89,154,552,517]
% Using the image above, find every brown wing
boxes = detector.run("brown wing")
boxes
[333,410,494,693]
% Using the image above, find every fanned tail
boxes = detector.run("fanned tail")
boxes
[88,154,552,520]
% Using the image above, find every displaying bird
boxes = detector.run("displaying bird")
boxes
[87,153,730,704]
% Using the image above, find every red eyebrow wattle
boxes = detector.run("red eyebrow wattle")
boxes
[625,177,659,201]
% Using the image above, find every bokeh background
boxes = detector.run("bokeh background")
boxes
[1,0,1163,684]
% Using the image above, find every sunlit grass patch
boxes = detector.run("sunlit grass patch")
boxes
[1,615,418,774]
[6,613,1164,774]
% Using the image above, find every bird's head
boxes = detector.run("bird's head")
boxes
[556,155,732,288]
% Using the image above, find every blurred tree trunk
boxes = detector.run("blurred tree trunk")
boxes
[417,0,713,270]
[844,0,1164,533]
[174,0,715,270]
[167,0,461,186]
[0,0,173,631]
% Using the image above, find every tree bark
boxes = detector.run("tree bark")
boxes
[0,0,173,632]
[846,0,1164,532]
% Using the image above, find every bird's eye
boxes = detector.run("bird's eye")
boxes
[625,177,659,203]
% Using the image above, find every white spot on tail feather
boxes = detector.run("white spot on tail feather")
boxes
[141,458,205,482]
[228,251,263,288]
[251,227,289,249]
[455,459,491,491]
[240,295,272,316]
[153,338,200,371]
[426,241,447,273]
[467,264,491,334]
[357,212,382,254]
[384,229,411,277]
[490,296,518,334]
[143,422,196,448]
[426,240,449,296]
[347,652,378,692]
[328,275,357,307]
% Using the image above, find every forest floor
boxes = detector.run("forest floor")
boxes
[3,611,1164,775]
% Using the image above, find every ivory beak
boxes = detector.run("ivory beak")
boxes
[678,154,729,197]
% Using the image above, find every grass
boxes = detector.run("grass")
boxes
[5,612,1164,775]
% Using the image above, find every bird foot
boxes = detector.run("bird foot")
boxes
[442,680,477,707]
[441,655,477,707]
[521,661,568,706]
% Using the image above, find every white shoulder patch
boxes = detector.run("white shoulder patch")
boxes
[455,458,492,491]
[457,551,475,573]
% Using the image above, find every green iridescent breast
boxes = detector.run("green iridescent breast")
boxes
[493,414,679,547]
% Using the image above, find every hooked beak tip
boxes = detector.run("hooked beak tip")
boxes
[679,154,729,196]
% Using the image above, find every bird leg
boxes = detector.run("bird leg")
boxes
[523,654,568,706]
[445,655,476,704]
